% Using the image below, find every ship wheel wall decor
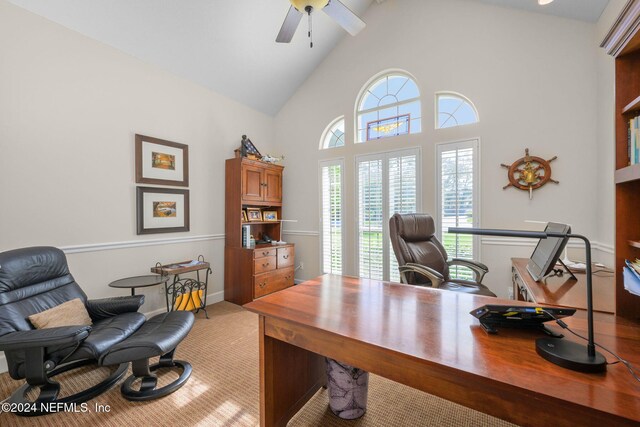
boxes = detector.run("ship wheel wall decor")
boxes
[501,148,558,199]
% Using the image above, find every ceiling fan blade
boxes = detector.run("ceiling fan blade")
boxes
[322,0,366,36]
[276,6,304,43]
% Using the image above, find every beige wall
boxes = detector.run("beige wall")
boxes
[274,0,616,297]
[0,0,274,371]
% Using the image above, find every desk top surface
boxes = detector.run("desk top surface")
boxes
[245,274,640,424]
[512,257,616,313]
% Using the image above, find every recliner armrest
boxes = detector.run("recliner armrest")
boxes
[86,295,145,321]
[447,259,489,283]
[401,263,445,287]
[450,258,488,271]
[0,326,91,351]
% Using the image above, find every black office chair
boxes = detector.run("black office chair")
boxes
[0,246,195,415]
[389,213,496,297]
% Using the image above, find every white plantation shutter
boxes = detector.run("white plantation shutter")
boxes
[320,160,343,274]
[358,158,384,280]
[357,148,420,281]
[388,154,417,282]
[437,140,479,279]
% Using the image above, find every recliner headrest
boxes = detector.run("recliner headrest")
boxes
[393,213,436,242]
[0,246,70,293]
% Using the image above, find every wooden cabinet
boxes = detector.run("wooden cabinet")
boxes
[224,156,293,305]
[240,159,282,205]
[602,2,640,322]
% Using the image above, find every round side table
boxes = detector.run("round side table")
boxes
[108,274,169,296]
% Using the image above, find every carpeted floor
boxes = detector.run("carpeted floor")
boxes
[0,302,517,426]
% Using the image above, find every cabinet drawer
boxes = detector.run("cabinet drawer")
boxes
[254,256,276,274]
[277,246,294,269]
[254,267,294,298]
[255,248,277,259]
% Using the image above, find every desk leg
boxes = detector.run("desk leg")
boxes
[259,316,324,427]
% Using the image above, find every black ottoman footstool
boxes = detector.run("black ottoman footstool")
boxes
[101,311,195,401]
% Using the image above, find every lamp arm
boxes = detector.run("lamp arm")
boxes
[567,234,596,357]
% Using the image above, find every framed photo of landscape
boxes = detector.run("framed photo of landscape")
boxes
[136,187,190,234]
[135,134,189,187]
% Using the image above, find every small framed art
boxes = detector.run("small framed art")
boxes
[136,187,190,234]
[246,208,262,222]
[242,210,248,222]
[135,134,189,187]
[263,210,278,222]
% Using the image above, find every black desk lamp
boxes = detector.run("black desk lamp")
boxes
[448,227,606,373]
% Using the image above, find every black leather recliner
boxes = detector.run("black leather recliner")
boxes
[0,246,195,415]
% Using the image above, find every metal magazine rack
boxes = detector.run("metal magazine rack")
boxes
[151,255,211,319]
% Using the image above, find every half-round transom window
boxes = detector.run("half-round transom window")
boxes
[320,116,345,149]
[436,92,479,129]
[356,72,421,143]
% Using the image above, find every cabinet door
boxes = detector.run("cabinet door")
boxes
[242,164,264,202]
[263,168,282,203]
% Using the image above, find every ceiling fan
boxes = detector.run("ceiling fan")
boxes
[276,0,366,48]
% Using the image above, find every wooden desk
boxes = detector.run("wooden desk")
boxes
[244,274,640,427]
[511,258,615,313]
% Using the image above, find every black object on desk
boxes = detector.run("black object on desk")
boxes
[108,274,169,296]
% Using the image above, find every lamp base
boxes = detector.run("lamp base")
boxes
[536,338,606,373]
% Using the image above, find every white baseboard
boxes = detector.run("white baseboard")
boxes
[0,290,225,374]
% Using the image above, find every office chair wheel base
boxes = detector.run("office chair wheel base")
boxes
[8,361,128,417]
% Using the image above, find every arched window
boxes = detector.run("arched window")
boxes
[320,116,345,149]
[356,71,421,143]
[436,92,479,129]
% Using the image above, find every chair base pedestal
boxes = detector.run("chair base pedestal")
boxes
[121,358,192,401]
[9,360,127,417]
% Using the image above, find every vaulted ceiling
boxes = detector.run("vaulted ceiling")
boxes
[8,0,609,116]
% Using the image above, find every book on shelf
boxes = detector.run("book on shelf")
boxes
[628,115,640,165]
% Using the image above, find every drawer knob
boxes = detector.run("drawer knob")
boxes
[259,282,266,288]
[282,255,289,259]
[262,263,269,267]
[286,275,292,280]
[262,252,269,256]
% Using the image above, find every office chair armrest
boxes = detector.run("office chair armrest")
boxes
[86,295,145,321]
[401,263,445,288]
[448,259,489,283]
[0,325,91,351]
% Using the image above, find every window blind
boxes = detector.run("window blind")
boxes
[357,148,420,281]
[437,140,478,279]
[320,161,343,274]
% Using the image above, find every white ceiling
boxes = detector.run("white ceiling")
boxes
[470,0,610,23]
[8,0,610,116]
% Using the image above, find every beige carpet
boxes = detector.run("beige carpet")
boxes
[0,302,516,427]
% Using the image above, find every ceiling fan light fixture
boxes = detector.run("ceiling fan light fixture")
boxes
[289,0,329,12]
[538,0,554,5]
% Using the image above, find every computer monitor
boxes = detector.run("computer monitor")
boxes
[526,222,571,281]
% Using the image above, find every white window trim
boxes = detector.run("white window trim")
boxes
[435,138,481,260]
[355,146,422,280]
[319,158,345,275]
[319,116,346,150]
[354,69,422,143]
[434,91,480,130]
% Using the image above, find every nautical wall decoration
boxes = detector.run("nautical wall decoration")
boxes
[501,148,558,199]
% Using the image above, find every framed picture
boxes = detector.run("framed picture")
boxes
[136,187,190,234]
[263,210,278,222]
[246,208,262,222]
[135,134,189,187]
[242,210,248,222]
